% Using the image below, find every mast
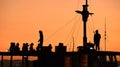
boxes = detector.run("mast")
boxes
[75,0,93,46]
[86,0,88,5]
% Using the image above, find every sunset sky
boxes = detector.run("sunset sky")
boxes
[0,0,120,52]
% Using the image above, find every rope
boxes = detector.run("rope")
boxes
[63,15,79,44]
[87,18,93,42]
[74,17,81,44]
[44,14,78,43]
[87,16,96,42]
[91,16,95,31]
[76,0,80,9]
[64,15,81,51]
[64,15,82,51]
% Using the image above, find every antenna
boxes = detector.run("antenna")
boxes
[104,18,107,51]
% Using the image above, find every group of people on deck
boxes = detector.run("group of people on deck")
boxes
[9,30,101,53]
[9,30,44,53]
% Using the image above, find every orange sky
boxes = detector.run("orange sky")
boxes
[0,0,120,52]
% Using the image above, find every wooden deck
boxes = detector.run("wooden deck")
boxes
[0,51,120,67]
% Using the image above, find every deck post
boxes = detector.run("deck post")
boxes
[1,54,3,67]
[10,55,13,67]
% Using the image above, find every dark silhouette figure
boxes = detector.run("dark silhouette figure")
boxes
[29,43,35,52]
[36,44,41,52]
[9,42,15,53]
[48,44,52,51]
[22,43,29,53]
[94,30,101,51]
[37,30,44,52]
[14,43,20,53]
[38,30,44,47]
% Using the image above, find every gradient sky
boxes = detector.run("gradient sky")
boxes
[0,0,120,52]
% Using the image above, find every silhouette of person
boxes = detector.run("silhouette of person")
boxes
[15,43,20,53]
[29,43,35,52]
[38,30,44,47]
[36,44,41,52]
[37,30,44,52]
[48,44,52,52]
[48,44,52,50]
[94,30,101,51]
[10,42,15,53]
[22,43,29,53]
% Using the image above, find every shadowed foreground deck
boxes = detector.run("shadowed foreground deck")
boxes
[0,50,120,67]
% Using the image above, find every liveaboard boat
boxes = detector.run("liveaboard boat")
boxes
[0,0,120,67]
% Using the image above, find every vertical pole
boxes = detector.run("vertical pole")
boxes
[75,0,93,47]
[1,54,3,67]
[25,56,29,67]
[22,56,24,67]
[83,21,87,46]
[10,55,13,67]
[86,0,88,5]
[114,55,117,62]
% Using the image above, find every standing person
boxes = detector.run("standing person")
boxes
[22,43,29,53]
[94,30,101,51]
[29,43,34,52]
[9,42,15,53]
[38,30,44,47]
[15,43,20,53]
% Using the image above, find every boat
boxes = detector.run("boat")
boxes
[0,0,120,67]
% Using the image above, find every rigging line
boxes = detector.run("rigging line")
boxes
[45,15,78,42]
[64,15,78,42]
[72,16,82,51]
[63,15,79,45]
[87,17,94,42]
[68,39,73,51]
[76,0,80,9]
[91,16,95,31]
[72,37,75,51]
[64,21,77,45]
[74,17,81,44]
[70,15,81,51]
[88,25,92,42]
[90,16,96,42]
[71,14,82,37]
[64,15,81,51]
[69,15,81,42]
